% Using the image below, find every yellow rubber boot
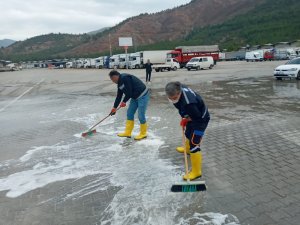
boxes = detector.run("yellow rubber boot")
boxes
[118,120,134,138]
[183,151,202,180]
[176,139,190,154]
[134,123,147,140]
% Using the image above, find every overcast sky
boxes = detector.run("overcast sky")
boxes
[0,0,191,41]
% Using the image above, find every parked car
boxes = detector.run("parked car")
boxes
[273,57,300,80]
[186,56,214,71]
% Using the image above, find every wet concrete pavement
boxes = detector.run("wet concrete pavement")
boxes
[0,61,299,225]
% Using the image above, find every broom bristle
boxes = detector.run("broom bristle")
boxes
[171,181,206,192]
[81,129,97,137]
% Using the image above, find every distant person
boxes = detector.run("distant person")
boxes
[165,81,210,180]
[145,59,153,84]
[109,70,150,140]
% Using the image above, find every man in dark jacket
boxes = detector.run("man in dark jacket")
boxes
[144,59,153,84]
[109,70,150,140]
[165,81,210,180]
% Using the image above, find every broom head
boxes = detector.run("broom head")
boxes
[171,180,206,192]
[81,129,97,137]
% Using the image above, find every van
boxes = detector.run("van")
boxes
[186,56,214,71]
[245,50,263,62]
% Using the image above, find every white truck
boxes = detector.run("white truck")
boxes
[286,48,297,59]
[128,52,142,69]
[152,58,180,72]
[296,48,300,57]
[109,55,121,69]
[129,50,170,69]
[245,50,264,62]
[118,54,128,69]
[83,58,96,68]
[66,61,75,68]
[75,59,84,68]
[95,57,104,69]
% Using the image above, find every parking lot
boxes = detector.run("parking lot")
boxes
[0,61,299,225]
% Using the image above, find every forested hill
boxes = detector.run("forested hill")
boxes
[183,0,300,51]
[0,39,15,48]
[0,33,90,61]
[140,0,300,51]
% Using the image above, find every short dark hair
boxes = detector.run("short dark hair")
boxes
[165,81,182,97]
[109,70,120,77]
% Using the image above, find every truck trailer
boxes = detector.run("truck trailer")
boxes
[167,45,220,68]
[128,50,170,69]
[83,58,96,68]
[224,51,246,61]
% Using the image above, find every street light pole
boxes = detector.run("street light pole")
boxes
[109,33,112,56]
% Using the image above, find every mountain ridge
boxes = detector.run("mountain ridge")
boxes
[0,39,16,48]
[87,27,110,36]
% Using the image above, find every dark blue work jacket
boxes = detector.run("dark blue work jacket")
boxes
[113,74,148,108]
[174,85,210,131]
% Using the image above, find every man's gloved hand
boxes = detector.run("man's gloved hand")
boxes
[180,117,191,127]
[120,102,126,108]
[110,108,117,116]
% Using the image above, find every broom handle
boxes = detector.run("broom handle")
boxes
[88,107,121,131]
[182,127,190,182]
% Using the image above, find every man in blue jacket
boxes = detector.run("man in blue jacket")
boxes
[109,70,150,140]
[165,81,210,180]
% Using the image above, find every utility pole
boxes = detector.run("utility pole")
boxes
[109,33,112,56]
[134,36,137,52]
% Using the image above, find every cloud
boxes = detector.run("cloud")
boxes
[0,0,190,40]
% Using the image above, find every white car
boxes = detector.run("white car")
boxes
[274,57,300,80]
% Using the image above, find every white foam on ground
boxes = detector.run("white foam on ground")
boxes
[150,116,161,122]
[73,133,82,138]
[177,212,240,225]
[67,113,101,126]
[0,159,15,169]
[0,159,96,198]
[19,146,47,162]
[0,127,125,198]
[41,111,115,129]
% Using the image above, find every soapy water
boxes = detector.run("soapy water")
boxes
[177,212,240,225]
[0,112,240,225]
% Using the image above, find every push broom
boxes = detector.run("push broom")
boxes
[81,107,120,137]
[171,127,206,192]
